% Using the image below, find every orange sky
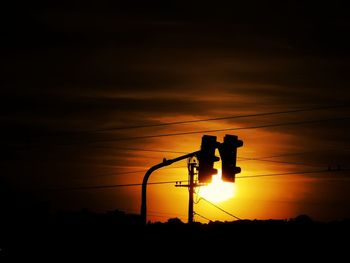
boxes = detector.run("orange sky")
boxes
[89,113,349,223]
[2,2,350,223]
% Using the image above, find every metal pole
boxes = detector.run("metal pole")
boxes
[141,151,200,226]
[188,163,195,224]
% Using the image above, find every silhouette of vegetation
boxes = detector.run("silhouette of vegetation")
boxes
[0,183,349,259]
[1,201,350,259]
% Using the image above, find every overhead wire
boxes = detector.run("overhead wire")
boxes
[193,211,212,222]
[36,179,189,192]
[92,147,327,167]
[66,104,350,133]
[238,157,324,167]
[78,116,350,143]
[120,208,186,219]
[89,165,188,178]
[196,197,242,220]
[17,115,348,148]
[235,168,350,179]
[32,168,350,192]
[9,105,349,147]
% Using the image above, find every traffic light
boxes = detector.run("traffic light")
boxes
[218,134,243,183]
[197,135,220,183]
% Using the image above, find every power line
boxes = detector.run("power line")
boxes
[194,211,212,222]
[238,157,324,167]
[91,161,341,179]
[97,147,325,167]
[76,104,349,133]
[85,116,350,143]
[89,146,322,159]
[95,147,350,160]
[10,105,348,146]
[82,145,332,169]
[11,109,350,150]
[121,208,186,219]
[87,157,327,180]
[246,152,312,159]
[235,168,350,179]
[148,209,187,218]
[237,150,350,165]
[33,168,350,192]
[146,213,185,219]
[90,165,188,178]
[37,179,190,192]
[198,197,242,220]
[92,146,188,155]
[24,116,344,147]
[91,169,149,178]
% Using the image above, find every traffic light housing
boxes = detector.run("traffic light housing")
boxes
[218,134,243,183]
[197,135,220,183]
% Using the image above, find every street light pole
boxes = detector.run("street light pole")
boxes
[141,151,200,225]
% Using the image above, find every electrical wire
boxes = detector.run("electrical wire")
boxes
[36,179,189,192]
[235,168,350,179]
[92,146,188,154]
[93,147,327,168]
[10,106,350,147]
[89,165,188,178]
[32,168,350,192]
[194,211,212,222]
[81,116,350,143]
[197,197,242,220]
[67,104,350,133]
[9,108,350,153]
[120,208,186,219]
[194,187,202,204]
[92,146,339,169]
[238,157,324,167]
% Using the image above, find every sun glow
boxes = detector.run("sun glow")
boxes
[199,170,236,203]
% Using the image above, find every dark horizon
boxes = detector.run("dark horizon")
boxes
[1,205,350,259]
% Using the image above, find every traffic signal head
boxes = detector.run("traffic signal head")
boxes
[218,134,243,183]
[197,135,220,183]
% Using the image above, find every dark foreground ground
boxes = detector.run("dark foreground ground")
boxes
[1,209,350,260]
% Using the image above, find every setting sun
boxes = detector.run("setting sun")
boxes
[198,170,236,203]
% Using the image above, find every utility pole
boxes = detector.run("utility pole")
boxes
[188,159,196,224]
[175,157,198,224]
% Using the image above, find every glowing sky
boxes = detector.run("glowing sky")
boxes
[2,1,350,223]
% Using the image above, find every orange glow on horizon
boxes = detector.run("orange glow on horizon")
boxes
[114,118,305,222]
